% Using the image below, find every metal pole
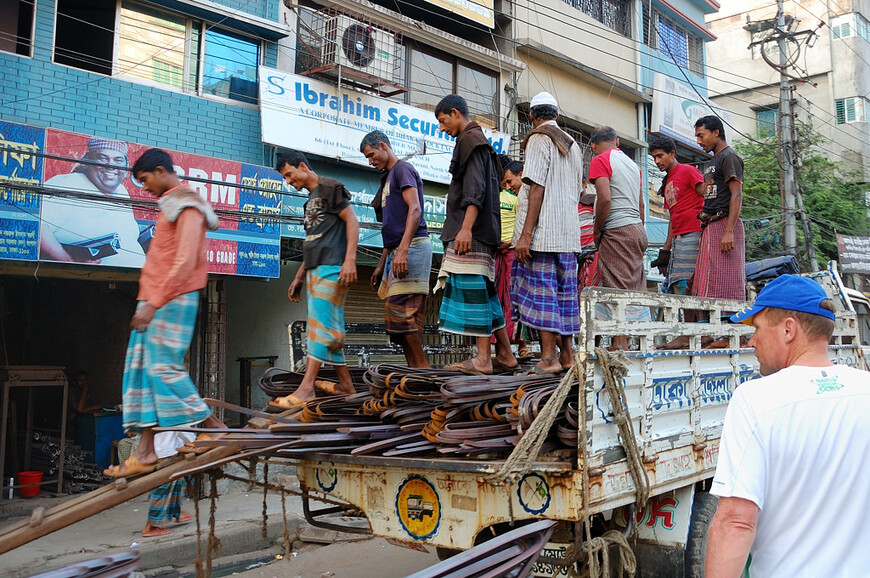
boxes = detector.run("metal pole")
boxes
[777,0,798,256]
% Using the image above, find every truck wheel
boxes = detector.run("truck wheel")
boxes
[684,492,718,578]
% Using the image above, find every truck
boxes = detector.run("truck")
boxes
[289,264,869,577]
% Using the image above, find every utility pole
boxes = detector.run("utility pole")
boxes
[776,0,798,258]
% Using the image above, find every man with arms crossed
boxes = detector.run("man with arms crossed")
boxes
[706,274,870,576]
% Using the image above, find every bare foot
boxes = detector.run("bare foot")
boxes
[660,335,690,350]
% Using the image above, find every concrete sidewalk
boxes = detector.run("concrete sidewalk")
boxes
[0,471,306,577]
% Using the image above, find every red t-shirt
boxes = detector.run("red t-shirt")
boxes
[663,163,704,236]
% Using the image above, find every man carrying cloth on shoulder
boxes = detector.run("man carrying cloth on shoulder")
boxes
[104,148,226,475]
[693,115,746,300]
[513,92,583,374]
[433,94,518,375]
[271,150,359,408]
[361,130,433,368]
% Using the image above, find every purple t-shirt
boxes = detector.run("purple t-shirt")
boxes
[381,160,428,248]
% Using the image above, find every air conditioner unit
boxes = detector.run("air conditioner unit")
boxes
[318,15,397,83]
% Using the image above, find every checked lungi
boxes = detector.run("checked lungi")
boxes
[437,240,505,337]
[693,218,746,300]
[512,252,580,335]
[379,237,433,337]
[122,292,211,431]
[666,231,702,294]
[597,223,648,291]
[148,480,185,527]
[306,265,349,365]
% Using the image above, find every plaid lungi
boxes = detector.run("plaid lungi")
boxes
[494,247,516,341]
[666,231,702,291]
[122,292,211,431]
[693,218,746,300]
[439,273,506,337]
[379,237,433,299]
[385,293,426,336]
[512,252,580,335]
[597,223,648,290]
[148,479,185,526]
[307,265,349,365]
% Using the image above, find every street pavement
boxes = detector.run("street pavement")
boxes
[0,473,437,577]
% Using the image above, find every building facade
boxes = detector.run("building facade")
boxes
[706,0,870,178]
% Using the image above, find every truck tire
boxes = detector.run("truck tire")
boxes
[684,492,718,578]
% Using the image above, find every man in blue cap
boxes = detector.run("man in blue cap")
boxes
[705,275,870,577]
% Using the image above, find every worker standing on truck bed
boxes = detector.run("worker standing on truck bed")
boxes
[706,274,870,577]
[433,94,518,375]
[361,130,433,369]
[512,92,584,374]
[692,115,746,300]
[271,149,360,408]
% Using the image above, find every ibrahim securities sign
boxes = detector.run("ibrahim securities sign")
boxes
[259,67,509,185]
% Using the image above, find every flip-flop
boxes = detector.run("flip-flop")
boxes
[176,433,216,455]
[176,512,193,524]
[314,380,340,395]
[267,393,310,410]
[143,526,172,537]
[521,365,563,376]
[445,359,490,375]
[517,347,536,360]
[103,455,156,478]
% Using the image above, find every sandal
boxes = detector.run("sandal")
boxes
[267,393,310,410]
[314,380,340,395]
[491,358,519,374]
[103,455,156,479]
[521,364,564,376]
[517,346,535,360]
[176,433,216,455]
[143,526,172,537]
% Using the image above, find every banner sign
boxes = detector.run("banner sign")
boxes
[650,74,734,152]
[837,234,870,275]
[0,121,43,262]
[259,67,509,185]
[0,119,282,277]
[422,0,494,28]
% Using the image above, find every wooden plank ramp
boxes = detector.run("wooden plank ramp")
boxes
[0,445,240,555]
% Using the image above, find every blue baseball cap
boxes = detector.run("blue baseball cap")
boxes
[730,274,836,325]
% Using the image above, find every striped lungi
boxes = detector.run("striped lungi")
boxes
[667,231,702,292]
[385,294,426,336]
[307,265,349,365]
[493,247,516,340]
[148,479,185,526]
[122,292,211,431]
[439,273,506,337]
[597,223,648,290]
[693,218,746,300]
[512,252,580,335]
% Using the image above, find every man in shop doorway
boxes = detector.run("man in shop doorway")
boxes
[104,148,226,477]
[41,137,146,268]
[361,130,433,368]
[433,94,517,375]
[692,115,746,300]
[270,150,360,409]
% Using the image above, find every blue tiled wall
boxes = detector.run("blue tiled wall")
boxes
[1,0,279,165]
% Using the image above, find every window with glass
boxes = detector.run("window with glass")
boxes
[642,7,706,77]
[836,97,868,124]
[116,3,260,104]
[831,13,870,41]
[756,107,778,137]
[563,0,632,38]
[1,0,35,56]
[405,46,499,130]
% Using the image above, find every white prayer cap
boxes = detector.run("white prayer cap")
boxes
[530,91,558,109]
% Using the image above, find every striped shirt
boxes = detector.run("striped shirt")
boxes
[513,122,584,252]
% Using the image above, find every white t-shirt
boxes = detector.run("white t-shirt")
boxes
[712,364,870,577]
[42,172,146,268]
